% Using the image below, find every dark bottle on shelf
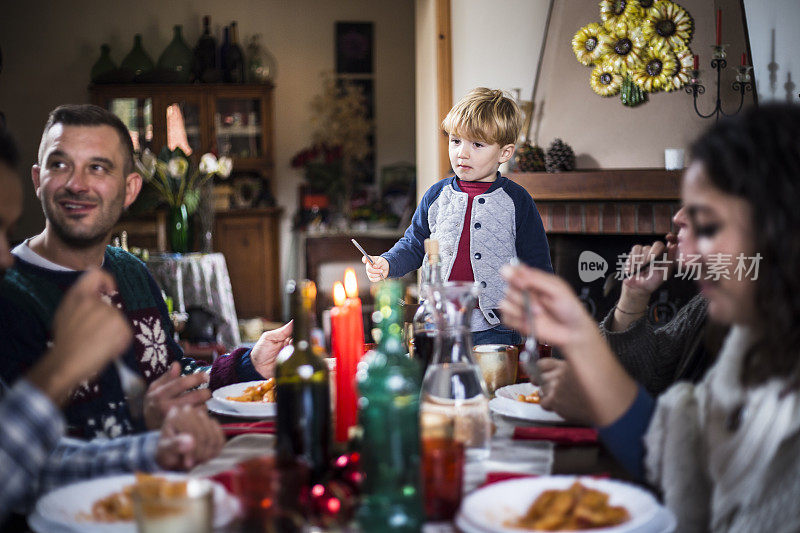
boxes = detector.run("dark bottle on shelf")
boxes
[357,280,425,532]
[193,16,219,82]
[412,238,443,376]
[275,280,331,483]
[91,44,117,84]
[219,26,231,79]
[224,21,246,83]
[120,34,154,83]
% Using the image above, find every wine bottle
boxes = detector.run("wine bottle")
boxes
[224,21,246,83]
[356,280,425,532]
[219,26,230,80]
[193,16,218,83]
[275,280,331,483]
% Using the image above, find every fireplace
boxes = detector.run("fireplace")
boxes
[512,169,696,324]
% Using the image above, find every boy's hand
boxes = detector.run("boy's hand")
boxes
[363,255,389,282]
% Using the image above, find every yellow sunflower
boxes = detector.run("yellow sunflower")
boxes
[643,0,694,51]
[600,0,644,34]
[671,49,695,90]
[604,29,644,73]
[590,63,623,96]
[572,23,611,66]
[632,43,679,92]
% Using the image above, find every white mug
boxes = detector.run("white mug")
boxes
[665,148,685,170]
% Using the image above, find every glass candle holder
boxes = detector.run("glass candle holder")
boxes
[712,44,728,60]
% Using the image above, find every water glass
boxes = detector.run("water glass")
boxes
[132,478,213,533]
[421,437,465,521]
[473,344,518,395]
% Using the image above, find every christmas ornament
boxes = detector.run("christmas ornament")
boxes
[545,139,576,173]
[515,142,546,172]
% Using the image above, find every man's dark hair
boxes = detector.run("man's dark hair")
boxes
[690,103,800,388]
[38,104,134,174]
[0,124,20,169]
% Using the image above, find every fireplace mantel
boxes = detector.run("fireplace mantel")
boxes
[510,169,682,235]
[510,169,682,201]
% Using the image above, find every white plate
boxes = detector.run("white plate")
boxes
[28,473,240,533]
[458,475,675,533]
[490,383,565,424]
[210,380,277,417]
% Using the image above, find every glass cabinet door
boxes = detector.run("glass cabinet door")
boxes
[164,98,203,156]
[214,98,263,160]
[109,98,153,152]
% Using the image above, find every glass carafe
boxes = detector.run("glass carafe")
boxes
[420,281,491,462]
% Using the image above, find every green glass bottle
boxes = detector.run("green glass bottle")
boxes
[357,280,424,533]
[120,34,154,82]
[275,280,331,483]
[90,44,117,84]
[157,25,193,83]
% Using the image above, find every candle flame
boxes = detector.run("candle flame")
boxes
[344,268,358,298]
[333,281,346,306]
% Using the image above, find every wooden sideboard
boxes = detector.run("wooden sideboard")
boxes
[214,207,283,320]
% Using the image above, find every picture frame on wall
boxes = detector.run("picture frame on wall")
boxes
[336,22,373,74]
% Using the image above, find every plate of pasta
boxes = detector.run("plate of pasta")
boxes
[489,383,565,424]
[455,476,676,533]
[209,379,277,417]
[28,473,240,533]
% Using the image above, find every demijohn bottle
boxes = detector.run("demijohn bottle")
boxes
[275,280,331,483]
[357,280,424,532]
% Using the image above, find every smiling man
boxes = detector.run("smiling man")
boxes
[0,104,290,440]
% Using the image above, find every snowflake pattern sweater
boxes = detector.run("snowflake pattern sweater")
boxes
[0,246,259,439]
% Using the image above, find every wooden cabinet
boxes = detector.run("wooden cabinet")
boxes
[89,83,274,176]
[215,208,283,319]
[92,84,282,320]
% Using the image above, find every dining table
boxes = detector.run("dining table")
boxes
[196,405,632,532]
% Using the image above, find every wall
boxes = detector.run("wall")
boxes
[0,0,415,314]
[415,0,440,200]
[451,0,550,106]
[743,0,800,104]
[534,0,750,169]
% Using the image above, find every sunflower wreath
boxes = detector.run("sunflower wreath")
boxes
[572,0,695,107]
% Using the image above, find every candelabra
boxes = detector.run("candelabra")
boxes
[685,45,753,121]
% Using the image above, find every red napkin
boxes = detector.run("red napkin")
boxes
[210,467,241,493]
[222,420,275,438]
[482,472,539,487]
[513,426,598,446]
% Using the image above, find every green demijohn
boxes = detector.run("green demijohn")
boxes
[157,25,193,83]
[120,34,154,82]
[90,44,117,84]
[356,279,424,533]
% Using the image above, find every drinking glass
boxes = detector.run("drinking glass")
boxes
[421,437,465,521]
[473,344,518,395]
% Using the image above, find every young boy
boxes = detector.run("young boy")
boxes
[363,87,552,345]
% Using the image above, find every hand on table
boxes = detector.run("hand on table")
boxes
[362,255,389,282]
[27,268,133,405]
[251,321,293,379]
[143,362,211,430]
[156,405,224,470]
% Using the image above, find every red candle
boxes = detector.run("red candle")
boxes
[716,9,722,46]
[693,54,699,70]
[741,52,747,66]
[331,270,365,444]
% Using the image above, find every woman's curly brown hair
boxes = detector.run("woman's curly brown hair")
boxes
[689,104,800,387]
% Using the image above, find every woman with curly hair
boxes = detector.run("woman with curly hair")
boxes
[501,104,800,532]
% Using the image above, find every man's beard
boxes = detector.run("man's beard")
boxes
[42,194,122,250]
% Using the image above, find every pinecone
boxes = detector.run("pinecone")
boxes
[515,142,546,172]
[545,138,576,173]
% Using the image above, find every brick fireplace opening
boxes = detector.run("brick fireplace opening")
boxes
[512,169,697,325]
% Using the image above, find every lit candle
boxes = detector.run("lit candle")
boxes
[741,52,747,66]
[716,9,722,46]
[693,54,699,70]
[330,270,365,443]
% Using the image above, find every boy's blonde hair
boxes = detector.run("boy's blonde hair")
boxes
[441,87,522,146]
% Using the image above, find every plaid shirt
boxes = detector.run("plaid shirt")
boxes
[0,380,160,520]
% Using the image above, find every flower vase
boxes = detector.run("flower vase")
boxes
[169,204,190,254]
